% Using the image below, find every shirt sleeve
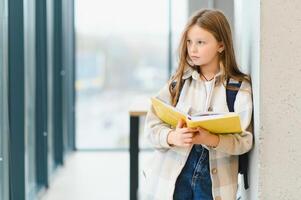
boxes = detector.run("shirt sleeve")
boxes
[210,80,254,155]
[143,83,174,150]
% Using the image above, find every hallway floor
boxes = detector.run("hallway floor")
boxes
[41,151,151,200]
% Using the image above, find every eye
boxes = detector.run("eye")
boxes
[186,39,191,44]
[198,41,205,44]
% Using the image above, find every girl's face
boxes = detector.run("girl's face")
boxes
[186,25,223,67]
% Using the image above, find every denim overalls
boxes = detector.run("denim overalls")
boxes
[173,144,213,200]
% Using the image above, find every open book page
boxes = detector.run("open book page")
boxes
[151,97,242,134]
[187,112,242,133]
[189,112,237,121]
[151,97,187,127]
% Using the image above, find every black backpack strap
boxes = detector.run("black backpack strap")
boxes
[240,153,249,190]
[226,78,242,112]
[226,78,249,190]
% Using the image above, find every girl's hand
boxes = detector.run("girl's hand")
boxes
[192,127,220,147]
[167,119,198,147]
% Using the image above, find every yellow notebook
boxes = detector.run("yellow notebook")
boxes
[151,97,242,134]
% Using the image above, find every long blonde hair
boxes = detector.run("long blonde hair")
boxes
[169,9,251,106]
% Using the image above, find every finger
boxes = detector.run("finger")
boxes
[182,133,194,138]
[180,128,193,132]
[176,118,186,129]
[183,138,193,143]
[182,128,199,133]
[197,127,208,132]
[182,143,192,147]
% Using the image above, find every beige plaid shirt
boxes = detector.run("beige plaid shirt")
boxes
[140,67,253,200]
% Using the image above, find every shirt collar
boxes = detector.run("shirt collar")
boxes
[182,66,224,81]
[182,67,194,79]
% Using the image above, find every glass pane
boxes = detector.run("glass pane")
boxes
[0,15,4,200]
[75,0,169,149]
[0,0,9,199]
[24,0,37,197]
[0,3,4,198]
[46,0,56,176]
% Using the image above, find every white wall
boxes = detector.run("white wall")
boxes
[258,0,301,199]
[234,0,260,199]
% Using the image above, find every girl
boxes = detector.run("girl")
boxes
[141,9,253,200]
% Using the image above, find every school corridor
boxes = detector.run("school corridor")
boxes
[1,0,301,200]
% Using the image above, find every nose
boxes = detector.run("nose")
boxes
[190,42,198,53]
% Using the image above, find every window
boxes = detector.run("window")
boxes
[75,0,170,149]
[24,0,37,197]
[0,0,9,199]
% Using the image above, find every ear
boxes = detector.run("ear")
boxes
[218,42,224,53]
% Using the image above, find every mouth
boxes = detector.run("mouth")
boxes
[190,56,200,60]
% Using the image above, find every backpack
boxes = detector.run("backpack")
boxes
[171,77,249,190]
